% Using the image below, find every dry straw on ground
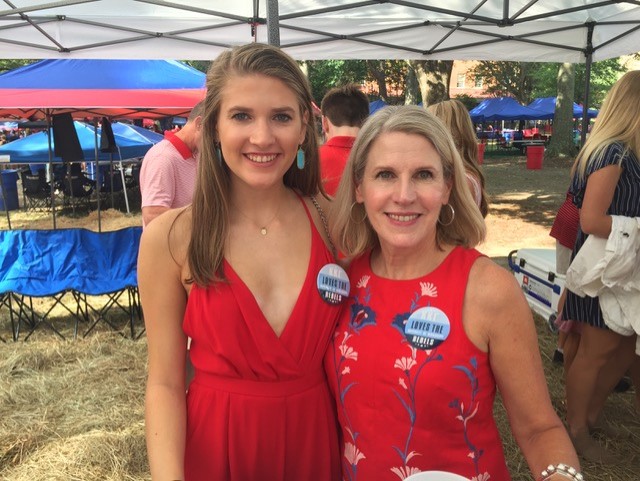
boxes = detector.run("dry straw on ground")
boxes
[0,154,638,480]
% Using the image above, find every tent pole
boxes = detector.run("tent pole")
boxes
[94,118,102,232]
[118,157,130,214]
[266,0,280,46]
[0,168,11,229]
[47,113,57,230]
[580,22,595,147]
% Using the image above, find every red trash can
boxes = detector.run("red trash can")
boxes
[477,143,486,165]
[526,145,544,170]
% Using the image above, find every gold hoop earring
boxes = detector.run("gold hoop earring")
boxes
[438,204,455,226]
[349,202,367,224]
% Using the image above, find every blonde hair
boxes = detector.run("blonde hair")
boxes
[331,105,485,258]
[188,43,322,286]
[428,99,488,217]
[573,70,640,179]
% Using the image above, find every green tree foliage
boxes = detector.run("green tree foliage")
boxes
[470,61,539,103]
[364,60,407,104]
[574,59,625,106]
[305,60,369,103]
[182,60,211,74]
[0,59,35,74]
[454,94,481,111]
[525,59,624,107]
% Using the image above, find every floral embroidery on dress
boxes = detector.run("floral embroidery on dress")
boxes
[390,340,442,479]
[331,275,378,481]
[388,281,444,478]
[449,357,490,480]
[471,473,491,481]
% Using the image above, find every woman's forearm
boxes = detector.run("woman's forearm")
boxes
[146,384,188,480]
[519,424,582,481]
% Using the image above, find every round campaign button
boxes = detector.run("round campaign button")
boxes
[316,263,350,305]
[404,306,450,350]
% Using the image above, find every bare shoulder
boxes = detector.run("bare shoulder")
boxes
[465,256,531,334]
[140,206,192,271]
[469,255,527,304]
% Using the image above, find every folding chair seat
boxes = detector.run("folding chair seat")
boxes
[124,163,142,209]
[98,168,126,209]
[20,168,51,211]
[62,174,95,211]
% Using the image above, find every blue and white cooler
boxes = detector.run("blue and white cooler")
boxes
[508,248,565,331]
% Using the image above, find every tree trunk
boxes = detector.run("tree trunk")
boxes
[404,62,419,105]
[413,60,453,107]
[546,63,577,159]
[366,60,388,102]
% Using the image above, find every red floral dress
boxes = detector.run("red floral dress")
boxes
[325,247,511,481]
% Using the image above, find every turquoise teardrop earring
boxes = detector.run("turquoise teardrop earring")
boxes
[296,147,305,170]
[216,143,222,163]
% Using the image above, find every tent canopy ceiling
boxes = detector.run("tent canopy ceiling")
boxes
[0,1,638,62]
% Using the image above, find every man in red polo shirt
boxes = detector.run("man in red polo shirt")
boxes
[319,85,370,196]
[140,101,204,227]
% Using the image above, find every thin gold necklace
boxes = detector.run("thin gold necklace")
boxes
[234,197,285,236]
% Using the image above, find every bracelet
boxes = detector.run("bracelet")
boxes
[540,463,584,481]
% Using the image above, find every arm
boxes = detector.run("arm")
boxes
[465,258,580,479]
[138,210,189,480]
[139,148,176,228]
[579,164,622,238]
[142,205,171,227]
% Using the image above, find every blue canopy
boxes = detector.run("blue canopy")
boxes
[0,59,205,89]
[469,97,543,123]
[0,121,163,163]
[527,97,598,120]
[369,99,388,114]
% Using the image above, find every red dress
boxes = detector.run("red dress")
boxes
[183,197,341,481]
[325,247,511,481]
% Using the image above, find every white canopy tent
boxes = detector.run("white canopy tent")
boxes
[0,1,638,63]
[1,1,638,139]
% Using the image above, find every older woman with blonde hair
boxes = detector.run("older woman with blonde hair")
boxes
[325,105,580,481]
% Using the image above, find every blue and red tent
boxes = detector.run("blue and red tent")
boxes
[0,59,206,120]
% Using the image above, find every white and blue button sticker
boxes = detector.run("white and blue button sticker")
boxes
[404,306,450,350]
[316,263,350,305]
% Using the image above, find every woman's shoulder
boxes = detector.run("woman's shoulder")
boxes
[141,206,192,266]
[594,141,631,169]
[467,256,525,312]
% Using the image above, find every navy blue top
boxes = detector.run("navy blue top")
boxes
[563,142,640,328]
